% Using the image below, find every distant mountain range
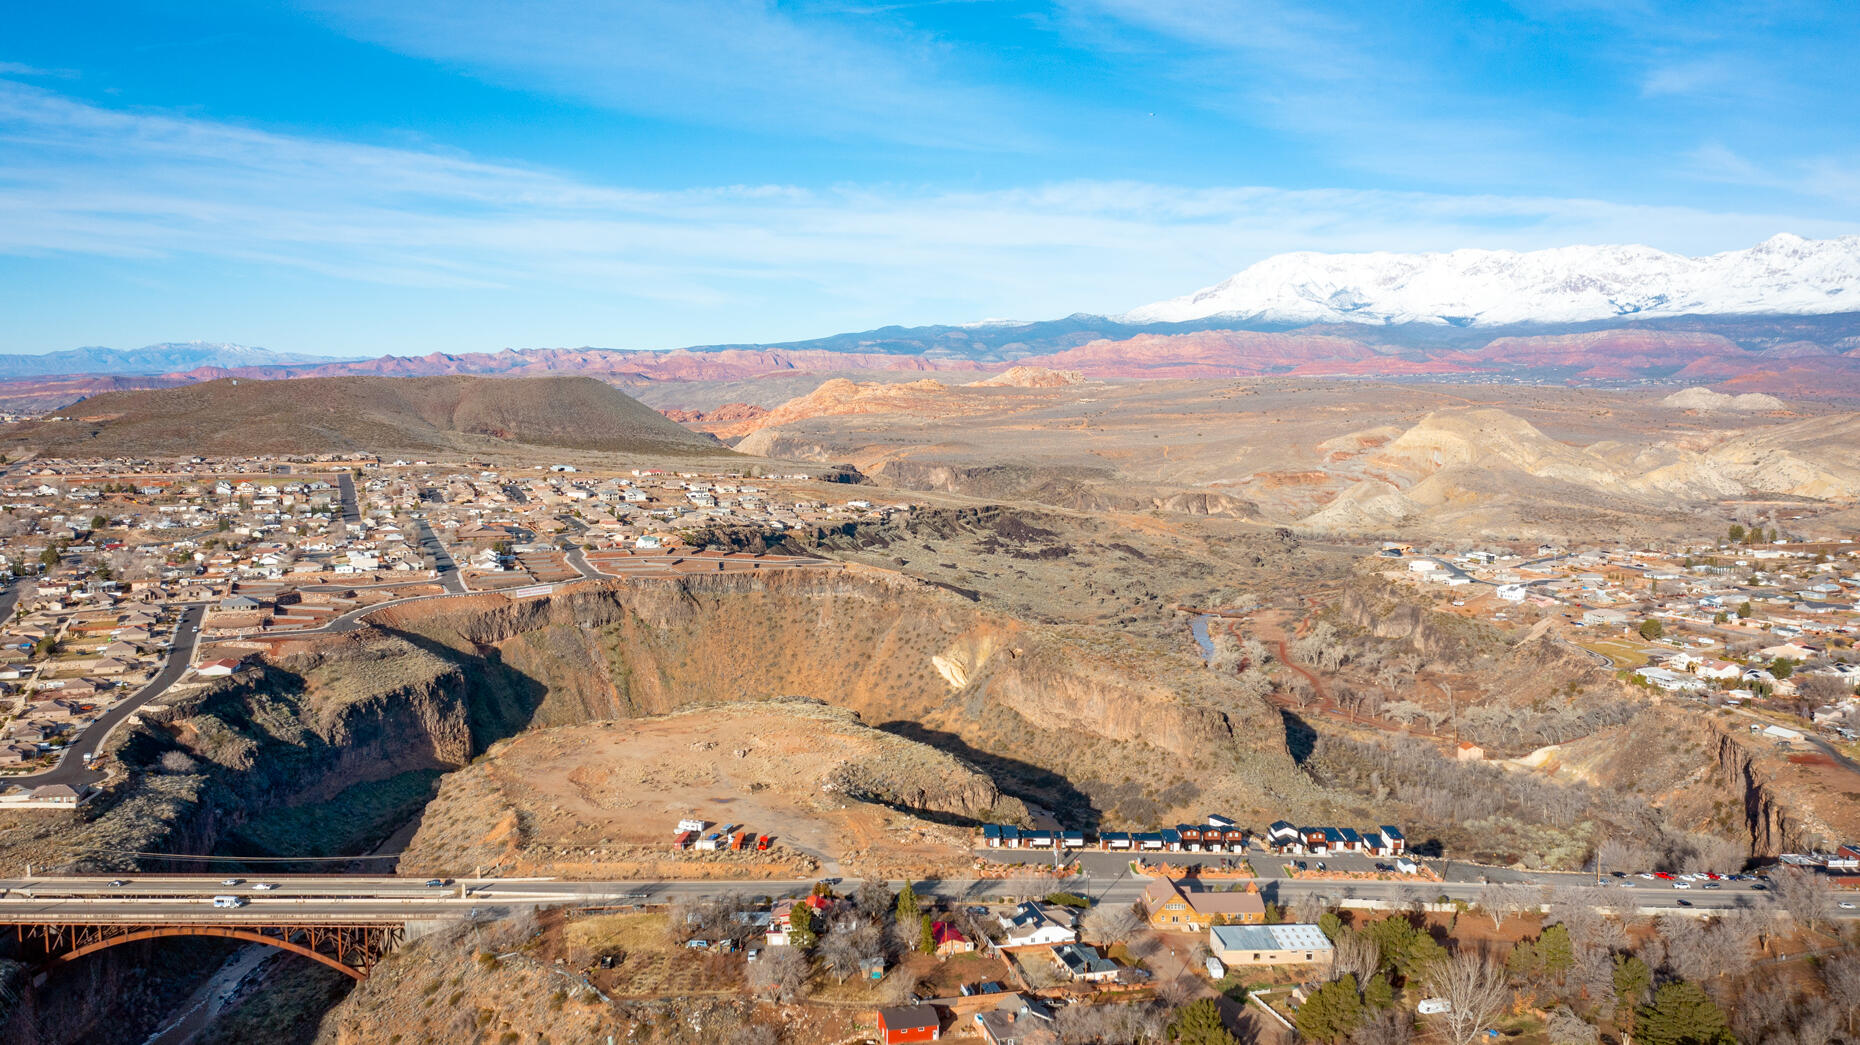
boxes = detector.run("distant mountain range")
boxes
[1124,234,1860,326]
[0,342,347,380]
[4,237,1860,409]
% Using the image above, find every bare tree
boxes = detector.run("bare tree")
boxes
[1594,837,1655,877]
[1771,865,1835,933]
[819,922,880,983]
[748,946,811,1003]
[1822,952,1860,1036]
[1081,901,1143,946]
[1348,1008,1414,1045]
[1545,1006,1599,1045]
[1002,873,1047,904]
[1289,891,1330,926]
[1477,882,1537,931]
[1422,952,1512,1045]
[851,878,893,921]
[1332,929,1381,984]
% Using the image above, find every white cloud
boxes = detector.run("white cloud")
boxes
[1,79,1855,342]
[293,0,1025,149]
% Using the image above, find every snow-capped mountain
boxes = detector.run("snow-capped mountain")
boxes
[1122,234,1860,326]
[0,342,348,379]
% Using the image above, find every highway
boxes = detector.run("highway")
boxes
[7,604,208,789]
[0,869,1840,926]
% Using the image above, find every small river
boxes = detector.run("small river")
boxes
[1189,613,1216,661]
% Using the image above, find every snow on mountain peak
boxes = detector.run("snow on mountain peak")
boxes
[1121,235,1860,326]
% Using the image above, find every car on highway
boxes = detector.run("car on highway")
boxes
[211,895,247,908]
[108,879,127,887]
[1673,881,1690,889]
[1675,898,1692,907]
[1618,881,1635,888]
[252,882,278,890]
[425,879,446,887]
[221,878,242,886]
[1842,902,1857,910]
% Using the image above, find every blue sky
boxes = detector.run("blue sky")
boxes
[1,0,1856,356]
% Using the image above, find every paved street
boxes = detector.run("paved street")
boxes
[6,603,207,789]
[0,868,1839,927]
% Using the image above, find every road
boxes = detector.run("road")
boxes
[6,604,207,789]
[334,472,360,524]
[0,870,1839,925]
[412,517,466,594]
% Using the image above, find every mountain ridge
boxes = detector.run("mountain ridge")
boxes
[0,341,349,379]
[1123,234,1860,326]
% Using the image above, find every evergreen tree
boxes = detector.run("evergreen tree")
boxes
[1727,524,1745,544]
[1635,981,1734,1045]
[1168,998,1240,1044]
[1363,974,1396,1010]
[1536,923,1574,981]
[1612,955,1653,1037]
[788,901,816,949]
[896,881,919,921]
[918,913,935,956]
[1318,911,1344,941]
[1294,974,1366,1042]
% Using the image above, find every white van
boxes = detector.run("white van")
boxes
[211,895,247,909]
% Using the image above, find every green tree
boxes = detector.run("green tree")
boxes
[1713,611,1729,624]
[1294,975,1365,1043]
[1169,997,1240,1044]
[918,912,935,956]
[1363,973,1396,1010]
[1727,524,1745,544]
[1612,956,1653,1037]
[895,881,919,922]
[1771,657,1796,680]
[1639,619,1664,641]
[1363,916,1445,981]
[38,547,59,568]
[1736,601,1753,619]
[1635,981,1735,1045]
[1318,911,1344,941]
[217,517,231,533]
[1536,923,1574,981]
[89,514,106,530]
[787,901,816,950]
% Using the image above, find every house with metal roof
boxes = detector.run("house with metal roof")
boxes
[1209,923,1334,967]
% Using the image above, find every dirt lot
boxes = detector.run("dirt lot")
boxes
[399,700,994,879]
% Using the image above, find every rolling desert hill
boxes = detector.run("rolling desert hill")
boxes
[0,375,726,459]
[718,376,1860,541]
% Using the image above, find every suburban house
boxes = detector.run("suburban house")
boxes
[1209,923,1335,967]
[195,657,245,678]
[974,995,1057,1045]
[996,903,1077,948]
[1142,878,1265,932]
[1051,943,1119,983]
[931,921,973,958]
[876,1004,942,1044]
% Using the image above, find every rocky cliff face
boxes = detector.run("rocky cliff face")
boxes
[378,569,1309,826]
[1340,582,1504,665]
[1709,723,1821,855]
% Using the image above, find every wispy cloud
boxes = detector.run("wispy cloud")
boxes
[293,0,1025,149]
[1,79,1853,345]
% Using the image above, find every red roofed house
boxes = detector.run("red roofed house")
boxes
[196,657,245,678]
[931,921,972,958]
[877,1004,941,1044]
